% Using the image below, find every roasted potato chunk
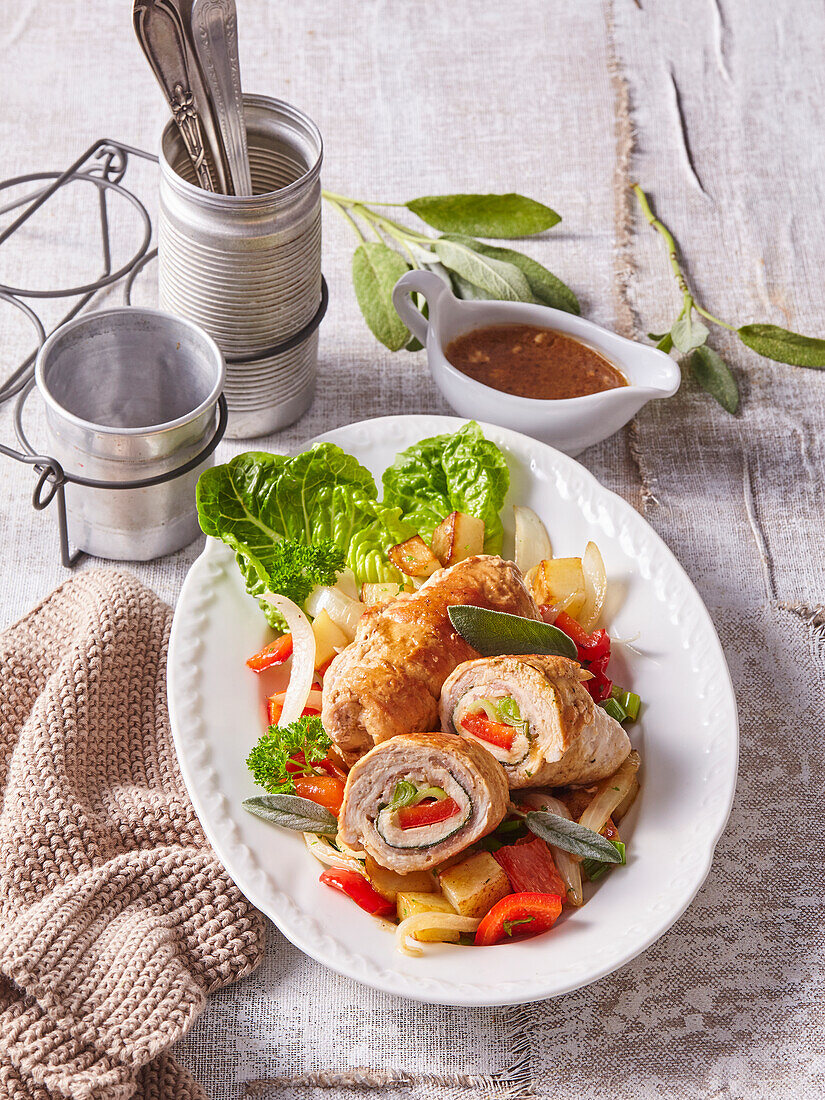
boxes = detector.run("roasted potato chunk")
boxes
[527,557,586,619]
[360,581,403,607]
[396,891,459,942]
[438,851,511,919]
[365,856,435,902]
[311,609,349,667]
[388,535,442,578]
[431,511,486,567]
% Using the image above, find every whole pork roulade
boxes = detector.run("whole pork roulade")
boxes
[439,654,631,788]
[336,732,509,873]
[322,555,540,765]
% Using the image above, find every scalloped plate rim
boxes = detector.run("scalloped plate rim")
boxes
[167,414,738,1006]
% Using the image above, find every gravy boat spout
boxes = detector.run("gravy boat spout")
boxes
[393,270,681,456]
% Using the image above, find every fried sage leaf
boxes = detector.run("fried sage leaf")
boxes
[523,811,624,862]
[352,242,411,351]
[407,193,560,237]
[690,345,740,413]
[738,323,825,368]
[242,793,338,835]
[448,605,577,660]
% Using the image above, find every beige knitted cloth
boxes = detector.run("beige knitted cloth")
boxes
[0,571,265,1100]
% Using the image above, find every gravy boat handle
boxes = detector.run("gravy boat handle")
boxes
[392,270,451,346]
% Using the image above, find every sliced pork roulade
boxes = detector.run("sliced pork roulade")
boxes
[322,555,540,765]
[337,732,509,873]
[439,654,631,789]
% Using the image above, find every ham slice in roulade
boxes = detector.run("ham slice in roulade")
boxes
[322,555,540,765]
[337,732,509,873]
[439,654,631,789]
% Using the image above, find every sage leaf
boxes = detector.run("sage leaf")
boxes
[670,313,709,354]
[523,810,624,862]
[738,323,825,368]
[242,793,338,835]
[690,345,739,414]
[434,238,534,301]
[352,242,412,351]
[448,237,580,314]
[407,193,560,237]
[450,271,497,301]
[447,605,577,660]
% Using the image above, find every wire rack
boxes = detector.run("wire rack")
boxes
[0,137,328,567]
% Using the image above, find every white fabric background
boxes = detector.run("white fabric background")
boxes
[1,2,823,1098]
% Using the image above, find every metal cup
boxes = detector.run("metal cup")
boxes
[158,94,323,439]
[34,307,225,561]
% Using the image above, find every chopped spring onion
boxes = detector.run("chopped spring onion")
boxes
[599,686,642,724]
[582,840,626,882]
[390,781,447,810]
[601,697,627,723]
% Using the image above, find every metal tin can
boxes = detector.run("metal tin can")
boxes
[34,307,225,561]
[158,95,323,439]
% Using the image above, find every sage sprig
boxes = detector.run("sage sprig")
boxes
[519,809,625,863]
[242,792,338,835]
[634,184,825,414]
[322,190,579,351]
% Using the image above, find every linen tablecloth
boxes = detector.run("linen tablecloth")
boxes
[1,2,823,1098]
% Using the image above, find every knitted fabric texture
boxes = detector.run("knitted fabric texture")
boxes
[0,571,265,1100]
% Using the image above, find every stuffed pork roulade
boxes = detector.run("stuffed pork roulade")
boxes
[439,655,631,789]
[336,732,509,873]
[322,555,540,765]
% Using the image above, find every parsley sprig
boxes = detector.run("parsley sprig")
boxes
[246,715,331,795]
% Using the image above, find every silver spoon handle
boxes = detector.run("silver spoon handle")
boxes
[191,0,252,196]
[132,0,217,192]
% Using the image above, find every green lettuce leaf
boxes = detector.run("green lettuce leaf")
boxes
[382,421,509,552]
[196,446,412,623]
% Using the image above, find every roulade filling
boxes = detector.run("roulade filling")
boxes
[454,694,532,766]
[375,777,471,849]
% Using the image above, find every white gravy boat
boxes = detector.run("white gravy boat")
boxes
[393,270,680,456]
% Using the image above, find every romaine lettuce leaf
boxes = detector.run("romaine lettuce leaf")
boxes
[382,421,510,552]
[196,446,413,623]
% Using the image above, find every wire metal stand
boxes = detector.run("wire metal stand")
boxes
[0,138,328,567]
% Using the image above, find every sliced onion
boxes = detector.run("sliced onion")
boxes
[516,792,583,907]
[395,914,480,957]
[579,541,607,631]
[578,750,641,835]
[259,592,315,726]
[305,585,365,640]
[303,833,365,873]
[513,506,553,575]
[335,569,360,600]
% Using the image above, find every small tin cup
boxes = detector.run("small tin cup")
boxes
[34,307,225,561]
[158,94,323,439]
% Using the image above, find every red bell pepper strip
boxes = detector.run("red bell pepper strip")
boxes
[267,697,321,725]
[584,653,612,703]
[247,633,293,672]
[459,711,515,751]
[292,775,345,816]
[396,797,461,830]
[493,837,567,899]
[319,868,396,917]
[474,892,563,947]
[554,612,611,662]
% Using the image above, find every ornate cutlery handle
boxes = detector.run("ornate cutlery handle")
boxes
[191,0,253,196]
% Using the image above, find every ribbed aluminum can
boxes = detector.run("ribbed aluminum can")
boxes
[158,95,323,439]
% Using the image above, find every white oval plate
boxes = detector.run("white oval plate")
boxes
[168,415,738,1006]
